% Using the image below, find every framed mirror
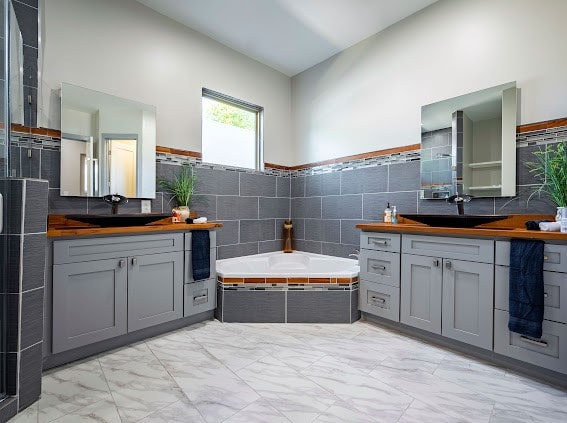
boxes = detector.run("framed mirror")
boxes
[60,83,156,198]
[420,82,517,199]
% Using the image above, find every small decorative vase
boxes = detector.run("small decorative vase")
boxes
[172,206,191,223]
[556,207,565,222]
[559,207,567,233]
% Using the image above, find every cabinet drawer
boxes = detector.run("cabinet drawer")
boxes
[359,250,400,287]
[402,235,494,263]
[494,309,567,374]
[185,231,217,250]
[184,279,216,317]
[494,266,567,324]
[54,233,184,264]
[495,241,567,273]
[360,232,400,252]
[185,249,217,283]
[359,281,399,322]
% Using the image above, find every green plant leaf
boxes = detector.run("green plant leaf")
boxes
[525,141,567,207]
[157,164,197,207]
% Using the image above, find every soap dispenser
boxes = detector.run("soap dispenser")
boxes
[383,202,392,223]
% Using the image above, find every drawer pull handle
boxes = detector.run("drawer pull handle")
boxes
[118,259,125,268]
[445,260,452,270]
[544,292,549,298]
[371,264,387,271]
[131,257,137,266]
[433,259,440,267]
[194,295,208,302]
[371,296,386,304]
[520,336,548,348]
[543,256,548,261]
[371,240,388,246]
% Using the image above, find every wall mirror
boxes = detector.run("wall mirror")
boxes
[60,83,156,198]
[420,81,517,199]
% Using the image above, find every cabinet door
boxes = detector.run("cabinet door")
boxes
[442,259,493,350]
[53,258,127,353]
[400,254,442,334]
[128,251,184,332]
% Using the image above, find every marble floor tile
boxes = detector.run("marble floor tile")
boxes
[13,319,567,423]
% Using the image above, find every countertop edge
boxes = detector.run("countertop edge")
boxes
[47,222,223,238]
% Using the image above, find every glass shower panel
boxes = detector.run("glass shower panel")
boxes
[1,0,24,401]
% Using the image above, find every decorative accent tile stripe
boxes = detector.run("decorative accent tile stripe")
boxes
[218,275,358,287]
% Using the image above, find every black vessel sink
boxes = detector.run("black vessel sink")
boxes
[66,213,172,227]
[399,214,508,228]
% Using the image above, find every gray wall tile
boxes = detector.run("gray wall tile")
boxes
[291,177,305,197]
[291,197,321,219]
[276,177,290,197]
[240,219,275,243]
[12,1,38,48]
[151,192,163,213]
[195,167,239,195]
[22,234,46,292]
[18,342,43,409]
[24,179,48,233]
[21,149,40,179]
[6,180,23,234]
[322,195,362,219]
[341,166,388,194]
[20,288,43,350]
[305,173,340,196]
[304,219,340,243]
[217,196,258,220]
[495,186,556,215]
[259,197,289,219]
[1,235,21,293]
[517,145,540,186]
[259,240,282,253]
[418,198,455,214]
[322,242,359,259]
[217,242,259,260]
[290,218,305,240]
[340,220,365,245]
[363,192,418,220]
[240,173,276,197]
[48,189,87,214]
[275,218,288,240]
[388,161,420,192]
[294,239,322,254]
[216,220,239,246]
[10,147,21,178]
[40,149,61,188]
[191,194,217,220]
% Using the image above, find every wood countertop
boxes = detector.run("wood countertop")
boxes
[356,214,567,242]
[47,214,223,238]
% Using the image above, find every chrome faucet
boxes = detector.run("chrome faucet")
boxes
[447,192,472,215]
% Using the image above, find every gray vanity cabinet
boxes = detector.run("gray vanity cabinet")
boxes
[53,258,127,353]
[400,235,494,350]
[400,253,442,333]
[128,251,184,332]
[52,233,184,353]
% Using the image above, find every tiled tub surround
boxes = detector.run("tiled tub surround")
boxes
[215,251,360,323]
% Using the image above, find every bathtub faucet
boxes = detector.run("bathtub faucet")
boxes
[283,219,293,253]
[349,250,360,262]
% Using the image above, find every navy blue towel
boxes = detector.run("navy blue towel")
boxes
[508,239,545,338]
[191,231,210,281]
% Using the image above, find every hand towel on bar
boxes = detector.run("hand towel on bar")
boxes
[191,230,210,281]
[508,239,545,338]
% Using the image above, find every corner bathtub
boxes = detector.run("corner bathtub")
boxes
[215,251,360,324]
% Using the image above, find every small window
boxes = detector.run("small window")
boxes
[202,88,263,170]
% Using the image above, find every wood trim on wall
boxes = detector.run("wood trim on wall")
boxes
[9,115,567,171]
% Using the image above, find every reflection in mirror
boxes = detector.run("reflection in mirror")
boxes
[60,83,156,198]
[420,82,517,199]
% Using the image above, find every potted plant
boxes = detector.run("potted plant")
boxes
[526,140,567,220]
[157,164,197,222]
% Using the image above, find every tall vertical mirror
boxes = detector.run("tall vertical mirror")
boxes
[60,83,156,198]
[420,82,517,199]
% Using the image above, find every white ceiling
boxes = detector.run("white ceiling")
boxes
[136,0,438,76]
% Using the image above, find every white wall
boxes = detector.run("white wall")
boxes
[291,0,567,165]
[40,0,293,165]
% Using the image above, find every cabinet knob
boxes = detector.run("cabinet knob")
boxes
[433,259,440,267]
[118,259,125,268]
[445,260,452,269]
[131,257,137,266]
[544,292,549,298]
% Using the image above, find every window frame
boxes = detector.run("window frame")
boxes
[201,88,264,171]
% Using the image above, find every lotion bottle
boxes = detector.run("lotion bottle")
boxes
[383,202,392,223]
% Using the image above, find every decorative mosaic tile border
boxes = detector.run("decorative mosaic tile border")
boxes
[7,123,567,177]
